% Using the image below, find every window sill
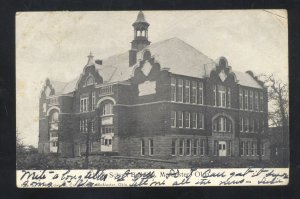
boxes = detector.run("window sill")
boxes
[101,114,114,117]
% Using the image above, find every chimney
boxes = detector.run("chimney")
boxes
[129,49,137,67]
[95,59,103,65]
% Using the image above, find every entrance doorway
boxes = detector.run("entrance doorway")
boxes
[219,141,227,156]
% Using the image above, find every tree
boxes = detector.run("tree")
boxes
[263,74,289,128]
[16,130,26,157]
[261,74,289,165]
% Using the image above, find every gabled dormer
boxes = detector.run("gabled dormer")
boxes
[76,52,103,89]
[209,56,237,85]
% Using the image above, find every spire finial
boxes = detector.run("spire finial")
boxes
[86,51,94,66]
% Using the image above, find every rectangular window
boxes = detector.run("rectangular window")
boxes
[249,90,253,110]
[255,141,258,156]
[171,111,176,128]
[149,139,154,156]
[184,80,190,103]
[240,141,245,156]
[101,126,114,134]
[186,139,191,156]
[227,121,232,132]
[177,79,183,102]
[51,132,58,138]
[239,89,243,109]
[227,88,231,107]
[171,139,177,156]
[213,85,217,106]
[260,91,264,112]
[261,143,265,156]
[85,119,88,133]
[191,112,197,129]
[198,113,204,129]
[254,91,259,111]
[179,139,184,156]
[80,119,88,133]
[91,120,95,133]
[228,141,231,156]
[141,139,145,156]
[80,96,89,112]
[99,85,113,96]
[245,141,249,156]
[244,117,249,132]
[249,119,254,132]
[218,85,226,107]
[239,117,243,132]
[49,97,58,105]
[171,77,176,102]
[192,139,198,156]
[244,90,248,110]
[198,82,203,105]
[184,112,190,128]
[262,120,265,133]
[254,119,258,133]
[248,141,251,156]
[103,139,112,146]
[199,139,205,156]
[213,141,218,156]
[191,81,197,104]
[92,92,96,110]
[219,117,226,132]
[177,111,183,128]
[213,120,217,132]
[80,120,82,132]
[251,141,256,156]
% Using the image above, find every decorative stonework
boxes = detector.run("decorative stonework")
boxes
[219,70,227,82]
[45,86,51,97]
[141,61,152,77]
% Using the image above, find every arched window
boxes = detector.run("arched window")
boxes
[213,116,232,133]
[86,76,94,86]
[50,111,59,123]
[102,102,113,116]
[49,110,59,131]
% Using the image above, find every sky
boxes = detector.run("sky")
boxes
[16,10,288,147]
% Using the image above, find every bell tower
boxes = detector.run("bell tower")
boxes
[131,11,150,51]
[129,11,151,66]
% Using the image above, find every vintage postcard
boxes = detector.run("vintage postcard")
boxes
[16,10,289,187]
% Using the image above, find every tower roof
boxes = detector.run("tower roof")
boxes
[133,11,149,26]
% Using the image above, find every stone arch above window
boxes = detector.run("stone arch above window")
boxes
[46,106,61,116]
[96,96,116,107]
[212,113,235,133]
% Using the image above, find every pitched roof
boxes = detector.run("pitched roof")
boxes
[234,71,262,89]
[50,78,77,95]
[137,37,216,78]
[99,37,262,88]
[47,37,262,95]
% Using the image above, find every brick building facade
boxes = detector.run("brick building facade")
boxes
[38,11,270,161]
